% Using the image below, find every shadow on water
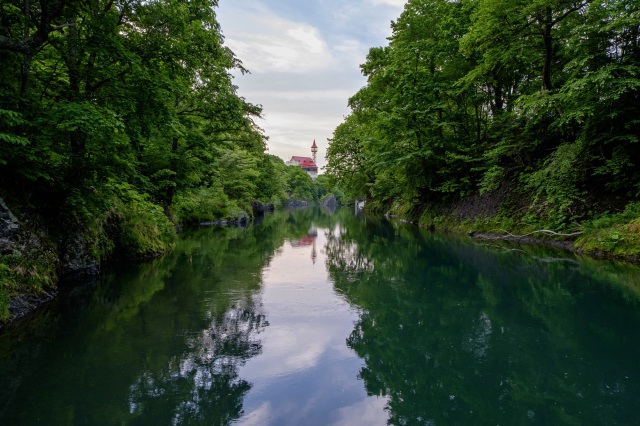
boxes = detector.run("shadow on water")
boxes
[325,215,640,425]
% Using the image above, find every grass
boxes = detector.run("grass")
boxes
[0,253,57,321]
[576,202,640,259]
[385,198,640,261]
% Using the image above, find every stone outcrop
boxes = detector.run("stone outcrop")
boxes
[0,198,110,326]
[322,194,337,209]
[251,201,275,216]
[0,198,20,253]
[287,200,311,208]
[0,198,61,325]
[58,226,100,279]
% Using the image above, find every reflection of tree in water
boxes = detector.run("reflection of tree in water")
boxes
[128,295,267,425]
[325,227,374,283]
[327,218,640,425]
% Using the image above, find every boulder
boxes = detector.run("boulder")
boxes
[322,194,337,209]
[252,201,265,216]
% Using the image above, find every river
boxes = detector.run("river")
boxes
[1,207,639,425]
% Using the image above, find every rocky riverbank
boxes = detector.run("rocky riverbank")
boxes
[0,197,286,328]
[381,186,640,264]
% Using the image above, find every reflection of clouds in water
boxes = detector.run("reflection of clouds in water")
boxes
[234,227,382,425]
[237,401,272,426]
[243,324,337,381]
[249,230,359,382]
[127,295,266,424]
[464,312,493,360]
[331,396,390,426]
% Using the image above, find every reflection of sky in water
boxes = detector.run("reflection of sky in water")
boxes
[236,228,389,425]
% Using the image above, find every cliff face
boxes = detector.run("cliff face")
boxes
[0,198,101,326]
[0,199,20,251]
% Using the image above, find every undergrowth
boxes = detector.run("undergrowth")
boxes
[576,202,640,258]
[0,253,57,322]
[386,197,640,260]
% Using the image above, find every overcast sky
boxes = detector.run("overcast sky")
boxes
[216,0,405,171]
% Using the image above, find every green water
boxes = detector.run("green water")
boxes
[1,207,639,425]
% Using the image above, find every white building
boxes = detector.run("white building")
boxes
[286,140,319,179]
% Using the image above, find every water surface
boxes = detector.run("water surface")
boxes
[1,207,639,425]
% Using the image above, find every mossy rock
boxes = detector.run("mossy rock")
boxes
[576,219,640,259]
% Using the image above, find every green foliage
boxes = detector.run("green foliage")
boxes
[0,253,57,321]
[0,108,29,149]
[0,0,294,318]
[0,0,270,214]
[286,166,314,201]
[524,141,587,228]
[327,0,640,235]
[258,155,290,206]
[63,180,177,261]
[173,184,238,224]
[107,183,176,258]
[576,203,640,257]
[0,0,282,242]
[215,147,261,209]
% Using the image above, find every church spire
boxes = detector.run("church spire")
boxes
[311,139,318,163]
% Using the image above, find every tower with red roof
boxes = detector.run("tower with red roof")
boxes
[311,139,318,163]
[285,140,319,179]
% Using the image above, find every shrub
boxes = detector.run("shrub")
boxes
[173,184,239,224]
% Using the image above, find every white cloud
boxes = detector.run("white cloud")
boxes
[331,396,390,426]
[237,402,272,426]
[221,12,333,73]
[369,0,406,7]
[245,89,354,102]
[217,0,402,171]
[334,38,370,69]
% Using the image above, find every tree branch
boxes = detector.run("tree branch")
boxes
[552,1,588,26]
[498,229,583,239]
[51,22,76,31]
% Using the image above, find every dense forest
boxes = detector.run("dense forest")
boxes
[0,0,336,321]
[326,0,640,254]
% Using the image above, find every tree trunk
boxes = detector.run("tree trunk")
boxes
[20,0,31,95]
[164,137,179,215]
[66,19,86,176]
[541,7,554,92]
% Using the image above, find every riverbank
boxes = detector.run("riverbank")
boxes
[0,197,289,328]
[379,188,640,264]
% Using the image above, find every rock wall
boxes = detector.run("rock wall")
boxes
[0,198,102,326]
[0,198,20,253]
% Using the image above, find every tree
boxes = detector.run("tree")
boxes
[286,166,314,201]
[328,0,640,227]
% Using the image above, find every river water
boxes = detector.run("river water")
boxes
[1,207,639,425]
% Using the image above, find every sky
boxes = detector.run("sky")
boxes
[216,0,406,171]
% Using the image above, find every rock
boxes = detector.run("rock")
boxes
[229,211,248,226]
[58,219,100,279]
[0,198,61,324]
[322,194,337,209]
[0,198,20,254]
[288,200,310,208]
[8,287,58,321]
[252,201,265,215]
[251,202,275,216]
[200,211,249,227]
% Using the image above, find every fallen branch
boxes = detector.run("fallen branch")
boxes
[498,229,583,239]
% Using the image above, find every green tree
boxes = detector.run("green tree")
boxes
[328,0,640,228]
[286,166,314,201]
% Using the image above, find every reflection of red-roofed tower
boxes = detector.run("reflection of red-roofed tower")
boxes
[311,139,318,163]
